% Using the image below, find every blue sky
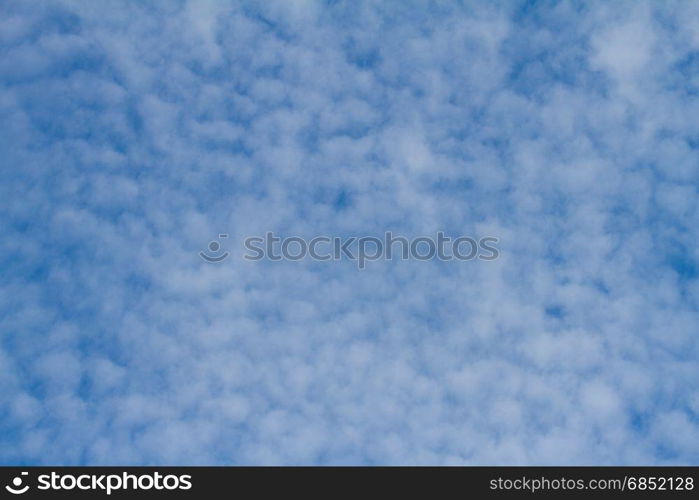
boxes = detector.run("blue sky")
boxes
[1,0,698,464]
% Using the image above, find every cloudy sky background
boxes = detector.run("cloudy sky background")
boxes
[1,0,698,464]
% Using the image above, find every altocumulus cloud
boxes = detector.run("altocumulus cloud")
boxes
[1,0,698,465]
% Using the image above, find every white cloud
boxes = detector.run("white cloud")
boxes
[0,0,697,465]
